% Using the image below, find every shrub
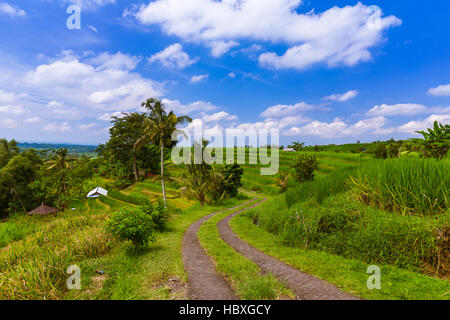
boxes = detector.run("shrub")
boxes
[219,164,244,198]
[373,143,387,159]
[106,207,156,246]
[142,199,169,230]
[291,154,319,183]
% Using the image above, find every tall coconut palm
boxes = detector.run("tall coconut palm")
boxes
[45,148,75,194]
[134,98,192,206]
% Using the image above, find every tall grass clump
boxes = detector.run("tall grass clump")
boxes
[247,193,449,275]
[285,167,357,206]
[348,158,449,216]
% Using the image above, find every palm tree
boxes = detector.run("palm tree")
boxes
[45,148,75,194]
[134,98,192,207]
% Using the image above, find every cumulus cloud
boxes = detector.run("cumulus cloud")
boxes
[23,51,163,112]
[367,103,428,116]
[98,111,126,121]
[323,90,358,102]
[44,122,72,132]
[398,114,450,133]
[78,123,97,130]
[207,40,239,57]
[0,2,26,17]
[162,98,219,114]
[284,116,387,138]
[0,105,29,115]
[190,74,209,83]
[202,111,237,123]
[428,84,450,97]
[24,117,40,123]
[136,1,401,69]
[148,43,198,69]
[260,102,316,118]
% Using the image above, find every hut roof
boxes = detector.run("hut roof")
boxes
[27,203,57,215]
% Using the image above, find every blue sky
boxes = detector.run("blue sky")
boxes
[0,0,449,146]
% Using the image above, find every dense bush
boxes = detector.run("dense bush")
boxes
[348,158,450,216]
[291,154,319,183]
[106,207,156,246]
[142,199,169,230]
[218,164,244,198]
[373,143,388,159]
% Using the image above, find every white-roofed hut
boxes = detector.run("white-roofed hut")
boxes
[86,187,108,198]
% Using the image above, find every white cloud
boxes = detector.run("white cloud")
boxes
[47,100,62,108]
[285,116,387,138]
[78,123,97,130]
[398,114,450,133]
[227,72,236,79]
[260,102,316,118]
[24,117,40,123]
[207,40,239,57]
[23,51,163,112]
[428,84,450,97]
[98,111,126,121]
[88,51,140,70]
[190,74,209,83]
[162,98,219,114]
[367,103,428,116]
[0,105,29,115]
[323,90,358,102]
[44,122,72,132]
[0,90,23,103]
[148,43,197,69]
[0,2,26,17]
[136,1,401,70]
[202,111,237,123]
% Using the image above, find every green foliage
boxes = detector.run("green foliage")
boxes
[0,154,37,217]
[218,164,243,198]
[142,199,169,230]
[249,193,448,274]
[415,121,450,159]
[288,141,305,151]
[373,143,388,159]
[275,173,290,193]
[348,158,449,216]
[0,138,20,168]
[98,112,161,181]
[291,153,319,183]
[106,207,156,246]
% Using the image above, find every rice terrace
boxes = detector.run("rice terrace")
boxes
[0,0,449,311]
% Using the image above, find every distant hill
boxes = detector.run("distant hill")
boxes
[18,142,98,155]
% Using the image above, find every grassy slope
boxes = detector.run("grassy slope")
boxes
[0,180,228,300]
[231,150,450,300]
[231,208,450,300]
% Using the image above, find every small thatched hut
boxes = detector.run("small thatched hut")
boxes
[27,203,57,216]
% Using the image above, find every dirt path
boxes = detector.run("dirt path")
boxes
[217,194,359,300]
[182,199,256,300]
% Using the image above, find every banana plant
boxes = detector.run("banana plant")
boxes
[415,121,450,159]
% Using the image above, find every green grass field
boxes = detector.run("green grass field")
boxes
[0,147,448,300]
